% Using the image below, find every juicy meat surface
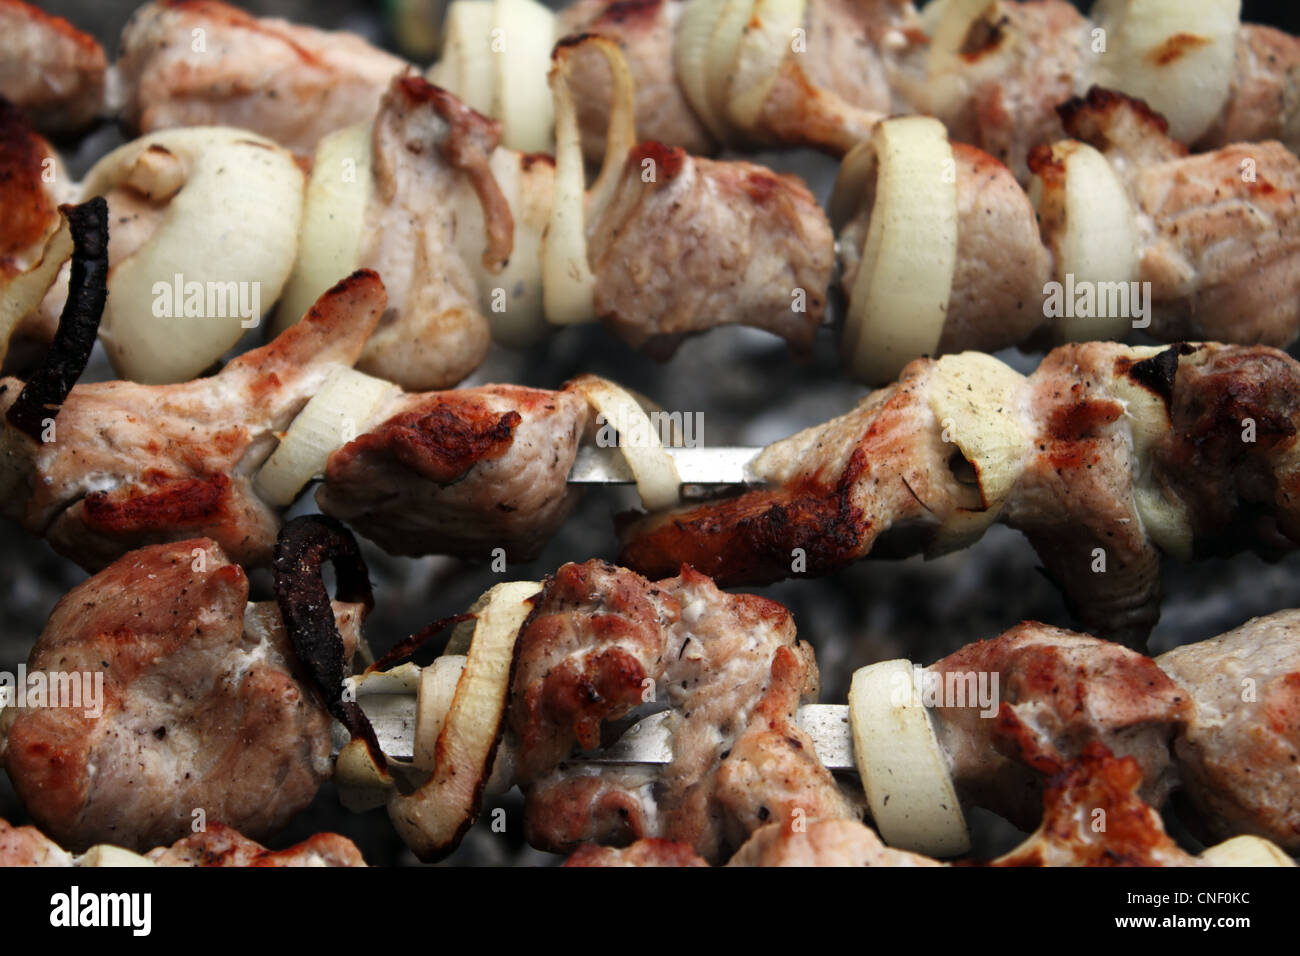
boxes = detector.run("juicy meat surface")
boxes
[931,0,1090,183]
[116,0,408,155]
[354,77,505,390]
[557,0,714,160]
[838,141,1049,354]
[1158,609,1300,851]
[319,384,589,560]
[146,824,366,867]
[1200,24,1300,153]
[726,818,940,867]
[931,623,1191,829]
[589,143,832,357]
[0,0,106,133]
[1059,88,1300,347]
[0,818,72,866]
[0,100,73,279]
[0,538,363,852]
[620,343,1300,642]
[0,271,383,571]
[564,838,709,867]
[992,743,1201,867]
[509,560,853,862]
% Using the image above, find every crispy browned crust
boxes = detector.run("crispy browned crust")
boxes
[993,743,1197,866]
[0,99,57,271]
[1056,84,1185,153]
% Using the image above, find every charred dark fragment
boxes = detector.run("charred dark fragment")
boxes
[272,514,384,765]
[6,198,108,441]
[1124,345,1187,406]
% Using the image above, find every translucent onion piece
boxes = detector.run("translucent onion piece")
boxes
[572,374,682,512]
[675,0,732,139]
[843,116,959,385]
[492,0,557,153]
[726,0,807,129]
[0,212,73,365]
[428,0,497,116]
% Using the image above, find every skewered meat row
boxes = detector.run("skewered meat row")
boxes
[0,272,589,570]
[620,341,1300,644]
[0,818,366,867]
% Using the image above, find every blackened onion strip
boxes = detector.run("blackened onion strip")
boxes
[272,514,384,765]
[6,197,108,441]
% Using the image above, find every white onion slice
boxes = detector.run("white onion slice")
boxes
[703,0,753,139]
[453,147,553,347]
[848,659,971,857]
[1028,140,1140,343]
[82,127,303,384]
[726,0,806,129]
[1092,0,1240,144]
[675,0,732,139]
[428,0,497,116]
[254,367,400,507]
[414,655,468,771]
[842,116,959,385]
[1200,835,1297,867]
[542,35,637,326]
[274,123,373,336]
[388,580,537,860]
[572,374,682,512]
[492,0,557,153]
[76,845,157,867]
[0,212,73,365]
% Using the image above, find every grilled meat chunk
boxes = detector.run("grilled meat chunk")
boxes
[992,743,1201,866]
[727,818,941,867]
[564,838,709,867]
[0,539,364,852]
[319,384,588,560]
[0,818,73,866]
[621,343,1300,642]
[838,141,1050,355]
[1158,609,1300,852]
[0,271,382,571]
[1056,88,1300,347]
[510,560,853,862]
[0,0,105,134]
[116,0,408,155]
[352,76,507,391]
[558,0,715,159]
[146,824,366,867]
[589,142,833,356]
[932,623,1191,830]
[1200,24,1300,152]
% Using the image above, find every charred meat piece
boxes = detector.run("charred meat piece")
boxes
[0,271,383,571]
[116,0,408,156]
[1158,609,1300,852]
[0,0,106,134]
[319,384,588,561]
[620,343,1300,642]
[510,560,853,862]
[0,538,364,852]
[931,623,1191,830]
[589,142,833,357]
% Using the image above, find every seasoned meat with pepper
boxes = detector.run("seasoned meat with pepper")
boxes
[116,0,408,155]
[510,560,854,862]
[0,0,105,134]
[319,384,588,561]
[589,143,833,357]
[0,538,364,852]
[931,623,1191,830]
[0,271,383,571]
[1158,609,1300,852]
[146,824,366,867]
[620,342,1300,642]
[0,818,72,866]
[1199,24,1300,152]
